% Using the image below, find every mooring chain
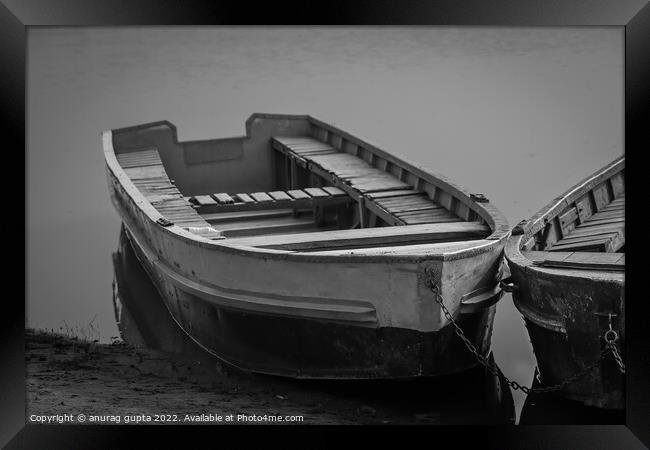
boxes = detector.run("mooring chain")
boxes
[424,273,625,395]
[609,345,626,374]
[603,313,626,374]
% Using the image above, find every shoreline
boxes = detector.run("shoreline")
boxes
[26,329,515,425]
[26,329,355,425]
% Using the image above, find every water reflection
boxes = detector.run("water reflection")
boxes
[283,359,516,424]
[112,224,203,355]
[112,225,515,424]
[519,370,624,425]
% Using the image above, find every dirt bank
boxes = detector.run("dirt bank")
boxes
[26,329,514,425]
[27,330,359,424]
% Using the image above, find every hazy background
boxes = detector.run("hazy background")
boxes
[27,27,623,420]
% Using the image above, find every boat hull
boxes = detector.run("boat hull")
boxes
[506,238,624,409]
[124,224,497,378]
[106,171,505,377]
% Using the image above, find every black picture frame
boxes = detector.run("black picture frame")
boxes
[3,0,648,447]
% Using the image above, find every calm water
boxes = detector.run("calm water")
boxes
[27,27,623,422]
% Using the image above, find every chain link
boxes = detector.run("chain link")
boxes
[425,276,624,394]
[603,313,626,374]
[608,344,626,373]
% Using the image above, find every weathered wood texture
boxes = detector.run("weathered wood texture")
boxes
[117,149,222,239]
[216,214,323,238]
[272,136,462,227]
[184,186,354,237]
[547,194,624,252]
[522,251,624,271]
[515,156,624,251]
[188,186,351,214]
[228,221,490,251]
[299,116,509,239]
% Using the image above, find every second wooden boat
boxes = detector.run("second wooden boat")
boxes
[504,155,625,408]
[103,113,510,378]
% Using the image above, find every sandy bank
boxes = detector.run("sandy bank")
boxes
[26,329,514,425]
[26,330,362,424]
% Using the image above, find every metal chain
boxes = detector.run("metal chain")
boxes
[425,277,624,394]
[603,313,626,374]
[609,344,626,373]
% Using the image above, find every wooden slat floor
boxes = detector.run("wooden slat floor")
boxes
[272,136,459,225]
[548,194,625,253]
[116,149,222,240]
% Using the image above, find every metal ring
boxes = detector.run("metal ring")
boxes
[604,329,619,343]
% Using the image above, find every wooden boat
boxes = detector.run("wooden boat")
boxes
[102,113,510,378]
[504,155,625,408]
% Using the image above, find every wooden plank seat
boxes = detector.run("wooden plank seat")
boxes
[116,149,222,240]
[547,194,625,253]
[523,251,625,272]
[271,136,460,226]
[200,209,297,224]
[215,214,323,238]
[227,221,490,252]
[187,186,352,214]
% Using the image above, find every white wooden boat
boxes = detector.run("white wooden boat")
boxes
[504,156,624,408]
[103,113,510,378]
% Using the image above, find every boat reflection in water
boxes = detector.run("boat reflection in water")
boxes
[112,224,204,355]
[112,224,515,424]
[519,370,625,425]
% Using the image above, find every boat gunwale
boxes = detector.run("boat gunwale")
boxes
[510,155,624,241]
[504,155,625,280]
[103,113,510,263]
[504,234,625,283]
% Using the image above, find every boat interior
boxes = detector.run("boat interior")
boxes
[111,117,501,254]
[517,163,625,272]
